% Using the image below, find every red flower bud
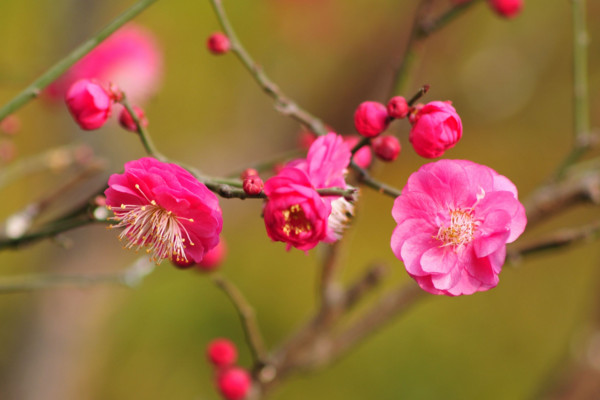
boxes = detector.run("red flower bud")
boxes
[207,32,231,55]
[243,175,264,196]
[65,79,113,130]
[372,135,401,162]
[409,101,462,159]
[386,96,409,119]
[217,367,251,400]
[353,101,389,138]
[207,338,238,368]
[119,105,148,132]
[488,0,522,18]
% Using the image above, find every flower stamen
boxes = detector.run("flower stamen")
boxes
[435,208,477,249]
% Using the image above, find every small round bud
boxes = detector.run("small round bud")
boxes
[207,32,231,55]
[409,101,462,159]
[207,338,238,367]
[386,96,409,119]
[119,105,148,132]
[65,79,113,130]
[0,115,21,136]
[198,240,226,271]
[372,135,401,162]
[488,0,522,18]
[243,175,264,196]
[217,367,251,400]
[353,101,389,138]
[240,168,259,180]
[171,257,195,269]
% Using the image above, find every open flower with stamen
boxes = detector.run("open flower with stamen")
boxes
[104,157,222,264]
[391,160,526,296]
[263,167,330,251]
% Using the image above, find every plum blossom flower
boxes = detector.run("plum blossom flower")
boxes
[47,24,163,104]
[409,101,462,158]
[105,157,222,264]
[286,132,354,242]
[390,160,526,296]
[263,167,331,251]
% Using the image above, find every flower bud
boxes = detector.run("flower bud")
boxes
[409,101,462,158]
[372,135,401,162]
[207,32,231,55]
[353,101,389,138]
[243,175,264,195]
[207,338,238,368]
[217,367,251,400]
[240,168,259,180]
[65,79,113,130]
[119,105,148,132]
[488,0,522,18]
[198,240,226,271]
[386,96,409,119]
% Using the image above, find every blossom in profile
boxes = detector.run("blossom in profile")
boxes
[286,132,354,242]
[47,24,163,104]
[65,79,113,130]
[105,157,222,264]
[263,167,331,251]
[409,101,462,158]
[390,159,526,296]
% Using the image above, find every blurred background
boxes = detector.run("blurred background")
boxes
[0,0,599,399]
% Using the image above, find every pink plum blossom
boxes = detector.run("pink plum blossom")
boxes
[105,157,222,264]
[391,159,526,296]
[409,101,462,158]
[65,79,113,130]
[263,167,331,251]
[285,132,354,242]
[48,24,163,104]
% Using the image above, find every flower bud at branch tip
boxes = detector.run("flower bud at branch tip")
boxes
[207,32,231,55]
[119,105,148,133]
[354,101,389,138]
[65,79,113,130]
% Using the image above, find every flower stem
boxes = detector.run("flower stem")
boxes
[212,274,268,366]
[0,0,158,121]
[349,161,403,198]
[120,96,166,161]
[209,0,328,136]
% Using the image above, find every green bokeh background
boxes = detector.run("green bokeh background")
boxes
[1,0,600,399]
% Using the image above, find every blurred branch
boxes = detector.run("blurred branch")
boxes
[0,0,158,120]
[209,0,329,136]
[389,0,478,96]
[523,168,600,228]
[508,220,600,261]
[553,0,591,179]
[212,274,269,367]
[0,256,155,293]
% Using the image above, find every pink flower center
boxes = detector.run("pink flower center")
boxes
[108,185,194,264]
[435,208,477,249]
[281,204,312,237]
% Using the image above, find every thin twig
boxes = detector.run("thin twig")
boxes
[0,256,155,293]
[349,161,403,198]
[0,0,158,120]
[120,96,166,161]
[212,274,268,366]
[209,0,328,136]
